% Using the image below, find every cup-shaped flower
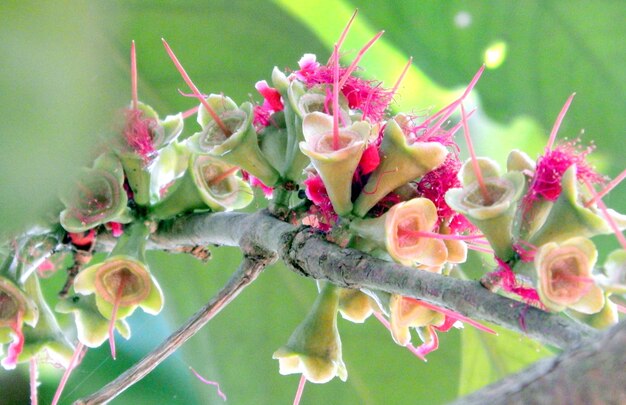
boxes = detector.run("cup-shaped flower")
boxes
[0,276,38,370]
[56,294,130,348]
[149,154,253,220]
[120,102,184,205]
[445,158,525,261]
[389,295,445,346]
[187,94,280,187]
[14,275,74,369]
[60,153,131,233]
[299,112,370,216]
[273,283,347,384]
[350,198,448,268]
[534,236,604,313]
[353,118,448,218]
[73,222,163,321]
[530,166,626,247]
[337,288,377,324]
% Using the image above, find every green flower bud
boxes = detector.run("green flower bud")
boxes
[56,294,130,348]
[299,112,370,216]
[17,275,74,369]
[445,158,525,261]
[150,154,253,220]
[187,95,280,186]
[60,153,131,233]
[73,222,163,321]
[353,117,448,218]
[273,283,347,384]
[119,102,184,206]
[530,166,626,246]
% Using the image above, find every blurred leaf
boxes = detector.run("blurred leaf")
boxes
[459,324,553,396]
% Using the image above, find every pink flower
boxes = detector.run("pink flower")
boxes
[107,222,124,238]
[123,109,157,161]
[295,54,320,81]
[255,80,284,112]
[357,143,380,175]
[303,174,337,231]
[68,229,96,248]
[526,139,604,203]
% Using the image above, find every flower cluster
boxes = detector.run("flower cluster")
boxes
[1,15,625,405]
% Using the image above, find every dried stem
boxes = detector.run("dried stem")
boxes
[74,247,276,405]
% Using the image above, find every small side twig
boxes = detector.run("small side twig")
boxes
[74,246,276,405]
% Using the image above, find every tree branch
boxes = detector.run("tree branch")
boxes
[451,320,626,405]
[74,243,276,405]
[97,211,598,350]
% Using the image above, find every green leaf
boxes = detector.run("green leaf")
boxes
[459,324,553,396]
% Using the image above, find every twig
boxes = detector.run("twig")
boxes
[74,246,276,405]
[94,211,598,349]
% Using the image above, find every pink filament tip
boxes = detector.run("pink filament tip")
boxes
[293,374,307,405]
[130,40,138,110]
[332,43,340,150]
[161,38,231,136]
[546,93,576,151]
[460,104,490,203]
[189,367,227,401]
[585,167,626,207]
[328,8,358,65]
[389,57,413,102]
[51,342,85,405]
[337,30,385,90]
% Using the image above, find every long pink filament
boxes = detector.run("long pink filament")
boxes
[108,275,128,360]
[332,43,340,150]
[389,57,413,101]
[30,358,38,405]
[431,65,485,130]
[546,93,576,151]
[51,342,85,405]
[585,167,626,207]
[161,39,231,136]
[409,298,497,335]
[584,180,626,250]
[189,366,227,401]
[403,229,485,241]
[337,31,384,90]
[466,244,495,254]
[293,374,307,405]
[327,9,358,66]
[373,312,427,362]
[461,104,490,203]
[130,41,138,110]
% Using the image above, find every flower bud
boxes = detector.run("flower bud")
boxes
[273,283,347,384]
[337,288,377,323]
[353,117,448,217]
[299,112,370,216]
[187,95,280,186]
[445,158,525,261]
[60,153,131,233]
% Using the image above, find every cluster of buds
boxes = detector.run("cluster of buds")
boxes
[1,13,624,405]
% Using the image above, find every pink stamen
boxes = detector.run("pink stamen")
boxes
[413,325,439,359]
[161,39,231,136]
[584,180,626,250]
[546,93,576,151]
[130,41,138,110]
[408,298,497,335]
[182,105,200,119]
[466,244,495,254]
[30,358,38,405]
[403,230,485,241]
[2,310,24,370]
[189,366,227,401]
[208,166,240,186]
[585,167,626,207]
[293,374,307,405]
[460,104,490,203]
[337,31,385,90]
[431,65,485,131]
[51,342,85,405]
[373,312,427,362]
[332,43,340,150]
[327,9,358,66]
[108,274,128,360]
[616,303,626,314]
[389,57,413,102]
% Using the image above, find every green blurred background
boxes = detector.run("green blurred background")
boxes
[0,1,624,404]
